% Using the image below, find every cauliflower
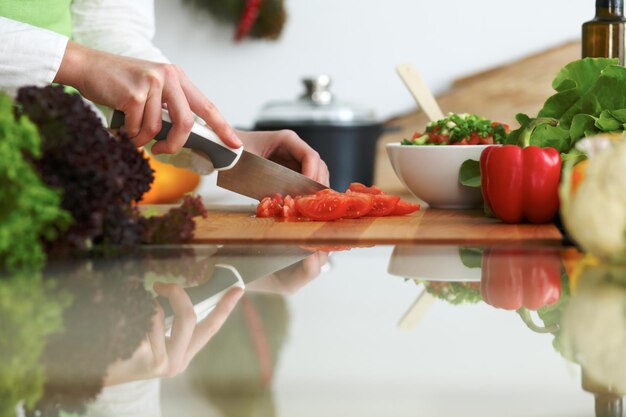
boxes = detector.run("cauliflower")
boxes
[559,263,626,392]
[560,135,626,262]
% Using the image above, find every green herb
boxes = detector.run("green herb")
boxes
[422,281,482,305]
[0,93,71,271]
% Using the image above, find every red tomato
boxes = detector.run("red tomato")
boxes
[256,194,283,217]
[347,182,385,195]
[366,194,400,216]
[295,193,349,221]
[492,122,510,132]
[342,193,374,219]
[428,132,450,144]
[282,195,299,218]
[390,200,421,215]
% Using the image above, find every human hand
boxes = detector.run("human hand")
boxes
[104,284,243,385]
[246,251,329,295]
[54,41,242,155]
[236,129,330,186]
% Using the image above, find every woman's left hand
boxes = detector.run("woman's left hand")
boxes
[236,129,330,186]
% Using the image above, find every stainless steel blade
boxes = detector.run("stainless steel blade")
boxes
[217,150,328,200]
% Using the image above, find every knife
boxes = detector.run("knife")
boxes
[110,109,327,200]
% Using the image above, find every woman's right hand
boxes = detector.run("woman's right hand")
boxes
[54,41,242,155]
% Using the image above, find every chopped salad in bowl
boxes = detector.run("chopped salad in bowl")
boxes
[401,113,509,146]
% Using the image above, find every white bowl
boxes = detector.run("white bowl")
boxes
[387,245,481,281]
[386,143,492,209]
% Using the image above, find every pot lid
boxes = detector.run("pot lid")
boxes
[256,75,377,126]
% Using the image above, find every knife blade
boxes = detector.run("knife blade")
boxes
[216,151,327,200]
[110,109,327,200]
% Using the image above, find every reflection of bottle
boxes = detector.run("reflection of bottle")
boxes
[582,371,624,417]
[582,0,626,64]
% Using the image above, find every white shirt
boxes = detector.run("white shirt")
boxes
[0,0,169,96]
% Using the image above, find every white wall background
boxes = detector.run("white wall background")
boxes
[153,0,590,129]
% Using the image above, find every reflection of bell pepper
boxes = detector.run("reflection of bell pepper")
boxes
[480,145,561,223]
[481,248,562,310]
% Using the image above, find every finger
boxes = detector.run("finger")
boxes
[121,96,147,139]
[177,69,242,149]
[319,160,330,187]
[277,132,321,180]
[153,283,196,376]
[152,81,194,155]
[275,253,323,293]
[183,287,243,365]
[132,89,163,148]
[147,302,169,375]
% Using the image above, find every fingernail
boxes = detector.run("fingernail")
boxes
[231,133,243,147]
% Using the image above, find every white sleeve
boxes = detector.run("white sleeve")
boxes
[0,17,69,96]
[71,0,169,63]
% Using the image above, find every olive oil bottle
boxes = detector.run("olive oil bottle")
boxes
[582,0,626,64]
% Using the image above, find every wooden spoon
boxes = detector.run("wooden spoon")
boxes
[398,283,435,331]
[396,64,445,122]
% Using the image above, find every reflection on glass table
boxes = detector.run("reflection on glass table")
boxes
[0,245,326,417]
[3,244,626,417]
[389,245,626,417]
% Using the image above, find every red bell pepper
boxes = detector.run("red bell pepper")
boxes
[480,145,561,224]
[480,248,562,311]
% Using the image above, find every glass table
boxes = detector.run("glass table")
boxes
[2,243,623,417]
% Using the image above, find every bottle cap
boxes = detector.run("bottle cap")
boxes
[597,0,624,9]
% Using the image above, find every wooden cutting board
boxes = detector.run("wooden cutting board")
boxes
[191,206,562,245]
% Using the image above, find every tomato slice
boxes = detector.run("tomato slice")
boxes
[347,182,385,195]
[390,200,421,215]
[295,193,349,221]
[342,193,374,219]
[366,194,400,216]
[315,189,340,196]
[282,195,299,218]
[256,194,283,218]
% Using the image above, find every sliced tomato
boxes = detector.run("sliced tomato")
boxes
[347,182,385,195]
[342,193,374,219]
[256,194,283,218]
[282,195,299,218]
[390,200,421,216]
[295,193,349,221]
[366,194,400,217]
[315,188,339,196]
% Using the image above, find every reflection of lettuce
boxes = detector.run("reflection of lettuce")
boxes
[506,58,626,155]
[33,258,155,417]
[458,247,483,269]
[0,273,70,417]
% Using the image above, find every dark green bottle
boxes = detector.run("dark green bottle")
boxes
[582,0,626,64]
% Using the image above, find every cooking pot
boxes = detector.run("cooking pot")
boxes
[254,75,384,191]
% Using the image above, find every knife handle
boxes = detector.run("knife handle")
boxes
[110,109,243,170]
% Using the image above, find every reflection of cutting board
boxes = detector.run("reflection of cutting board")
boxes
[192,207,562,244]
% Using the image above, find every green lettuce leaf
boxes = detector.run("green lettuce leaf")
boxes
[459,159,481,188]
[506,58,626,154]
